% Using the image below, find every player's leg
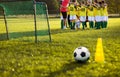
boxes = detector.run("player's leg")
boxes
[67,14,70,28]
[70,15,73,29]
[76,20,80,29]
[101,16,104,28]
[75,16,80,29]
[78,20,81,29]
[72,15,77,29]
[88,16,92,28]
[85,16,88,28]
[81,16,86,30]
[60,14,64,29]
[94,16,96,28]
[96,16,101,29]
[104,16,108,28]
[91,16,94,28]
[62,12,67,29]
[95,16,97,29]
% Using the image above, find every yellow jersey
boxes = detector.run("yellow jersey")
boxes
[94,6,101,16]
[80,5,86,16]
[76,5,81,16]
[67,6,70,15]
[68,3,76,15]
[103,6,108,16]
[100,7,104,16]
[87,6,94,16]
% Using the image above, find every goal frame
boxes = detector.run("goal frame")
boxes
[0,0,51,43]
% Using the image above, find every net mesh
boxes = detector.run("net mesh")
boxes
[36,2,50,42]
[0,1,51,42]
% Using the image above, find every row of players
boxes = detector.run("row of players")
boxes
[60,0,108,30]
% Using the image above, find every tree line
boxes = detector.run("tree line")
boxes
[0,0,120,14]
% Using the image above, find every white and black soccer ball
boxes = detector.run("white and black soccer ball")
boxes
[73,46,90,62]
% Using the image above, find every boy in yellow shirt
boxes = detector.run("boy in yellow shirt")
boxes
[100,2,104,28]
[87,1,94,28]
[93,1,101,29]
[68,0,77,29]
[80,1,87,30]
[102,0,108,28]
[75,2,81,29]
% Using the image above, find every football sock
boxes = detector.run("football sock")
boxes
[95,22,97,28]
[105,21,107,28]
[82,22,85,29]
[91,21,94,28]
[101,21,104,28]
[98,22,101,29]
[89,22,91,28]
[89,21,94,28]
[96,22,100,29]
[61,20,64,29]
[70,22,72,29]
[73,22,75,29]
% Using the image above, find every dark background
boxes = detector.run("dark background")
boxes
[0,0,120,14]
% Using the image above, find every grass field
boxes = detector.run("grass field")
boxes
[0,17,120,77]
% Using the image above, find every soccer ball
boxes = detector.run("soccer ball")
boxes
[73,46,90,62]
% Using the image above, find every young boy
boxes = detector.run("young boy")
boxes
[80,1,87,30]
[100,1,104,28]
[102,0,108,28]
[68,0,77,29]
[75,2,81,29]
[87,1,94,29]
[93,1,101,29]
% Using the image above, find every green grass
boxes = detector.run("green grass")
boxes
[0,18,120,77]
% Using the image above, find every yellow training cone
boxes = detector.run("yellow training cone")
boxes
[95,38,105,63]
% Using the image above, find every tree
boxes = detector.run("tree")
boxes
[36,0,59,14]
[107,0,120,14]
[0,0,120,14]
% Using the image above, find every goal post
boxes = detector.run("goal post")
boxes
[34,1,52,43]
[0,5,9,40]
[35,2,52,43]
[0,0,51,43]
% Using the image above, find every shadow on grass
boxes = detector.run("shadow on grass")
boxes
[51,28,79,35]
[0,30,50,41]
[0,28,77,41]
[47,61,89,77]
[0,33,8,41]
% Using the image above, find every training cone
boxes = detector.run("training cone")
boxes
[95,38,105,63]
